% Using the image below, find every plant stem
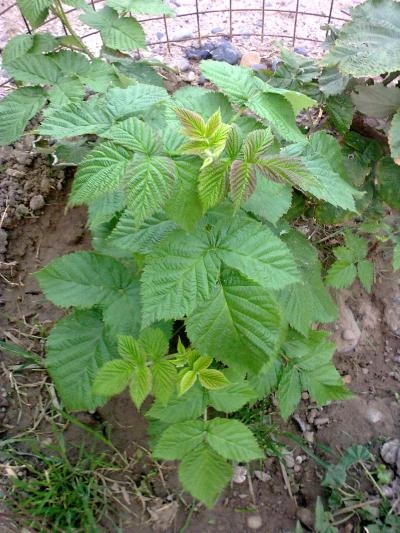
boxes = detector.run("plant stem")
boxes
[51,0,95,59]
[332,498,381,517]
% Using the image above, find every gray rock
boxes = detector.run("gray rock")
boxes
[156,31,164,41]
[16,204,30,217]
[173,29,194,42]
[29,195,45,211]
[211,27,223,34]
[185,41,215,60]
[283,452,295,468]
[169,57,190,72]
[211,40,241,65]
[197,74,207,85]
[381,439,400,472]
[333,297,361,353]
[294,46,309,56]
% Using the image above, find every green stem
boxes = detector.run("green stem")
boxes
[51,0,95,59]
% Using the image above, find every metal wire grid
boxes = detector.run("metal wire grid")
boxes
[0,0,352,52]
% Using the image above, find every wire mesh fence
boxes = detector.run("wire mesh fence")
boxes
[0,0,359,52]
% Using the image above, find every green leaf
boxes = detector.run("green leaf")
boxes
[16,0,52,29]
[199,369,230,390]
[129,365,152,409]
[208,382,257,413]
[357,259,374,293]
[118,335,146,363]
[326,260,357,289]
[249,358,281,398]
[0,87,46,146]
[106,0,175,16]
[80,7,146,50]
[325,94,354,134]
[139,328,169,360]
[192,355,212,372]
[105,84,168,120]
[344,232,368,261]
[6,54,60,85]
[321,0,400,76]
[394,243,400,271]
[146,383,205,423]
[351,85,400,119]
[200,61,258,106]
[229,160,256,207]
[35,251,134,308]
[152,360,177,405]
[46,309,117,410]
[39,99,112,139]
[277,366,301,420]
[47,77,85,108]
[389,111,400,165]
[164,157,203,232]
[301,365,352,407]
[206,418,263,461]
[153,420,205,460]
[104,116,162,153]
[92,359,133,396]
[179,443,232,508]
[187,268,284,373]
[377,156,400,208]
[70,142,131,204]
[319,67,349,96]
[198,160,229,212]
[174,88,235,123]
[216,214,299,290]
[278,231,337,336]
[103,280,142,336]
[179,370,197,396]
[141,227,220,326]
[243,178,292,224]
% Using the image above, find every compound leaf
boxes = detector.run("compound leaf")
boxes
[326,261,357,289]
[199,369,230,390]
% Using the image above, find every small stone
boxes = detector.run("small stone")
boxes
[254,470,271,482]
[294,46,309,56]
[232,465,247,483]
[304,431,314,444]
[169,57,190,72]
[183,70,196,83]
[12,149,32,166]
[342,374,352,384]
[173,29,194,42]
[16,204,30,217]
[307,408,318,423]
[365,406,385,424]
[293,464,301,473]
[240,51,261,68]
[185,42,215,60]
[394,356,400,364]
[211,27,223,34]
[342,328,357,341]
[381,439,400,468]
[211,40,241,65]
[295,456,303,465]
[29,195,45,211]
[197,74,207,85]
[362,367,369,375]
[6,168,25,178]
[301,392,309,400]
[40,177,51,194]
[247,515,262,530]
[283,453,295,468]
[314,417,329,426]
[156,31,164,40]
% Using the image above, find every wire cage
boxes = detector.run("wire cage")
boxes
[0,0,360,86]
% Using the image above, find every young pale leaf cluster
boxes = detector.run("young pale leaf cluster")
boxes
[31,59,359,506]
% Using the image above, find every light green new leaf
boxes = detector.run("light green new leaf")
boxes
[179,443,232,508]
[80,7,146,50]
[394,243,400,271]
[278,230,337,336]
[357,259,374,293]
[198,160,230,212]
[229,160,256,207]
[206,418,263,462]
[141,227,221,326]
[70,142,131,205]
[187,269,284,373]
[326,261,357,289]
[118,335,146,364]
[192,355,212,372]
[179,370,197,396]
[92,359,133,396]
[129,365,152,409]
[199,369,230,390]
[242,129,276,162]
[216,215,299,290]
[208,382,257,413]
[35,251,134,308]
[17,0,52,29]
[153,420,205,460]
[277,366,302,420]
[0,87,46,146]
[47,309,117,410]
[139,328,169,360]
[389,110,400,164]
[106,0,174,15]
[321,0,400,76]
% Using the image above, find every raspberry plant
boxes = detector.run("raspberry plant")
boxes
[1,0,399,509]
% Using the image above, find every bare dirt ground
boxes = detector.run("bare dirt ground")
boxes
[1,1,400,532]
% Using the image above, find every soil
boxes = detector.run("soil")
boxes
[0,1,400,532]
